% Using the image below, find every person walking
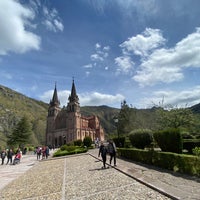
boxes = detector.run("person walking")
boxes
[6,149,14,165]
[98,142,107,169]
[1,149,7,165]
[108,140,117,166]
[36,147,42,160]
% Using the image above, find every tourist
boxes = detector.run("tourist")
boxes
[6,149,14,165]
[1,149,6,165]
[108,140,117,166]
[36,147,42,160]
[45,146,50,159]
[13,151,21,165]
[98,142,107,169]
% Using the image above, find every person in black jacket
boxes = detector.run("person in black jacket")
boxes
[98,142,107,169]
[1,149,6,165]
[108,140,117,166]
[6,149,14,165]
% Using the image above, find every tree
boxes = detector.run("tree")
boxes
[83,136,92,147]
[156,106,196,132]
[118,100,132,135]
[7,116,32,147]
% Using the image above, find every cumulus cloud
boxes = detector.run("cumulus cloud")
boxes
[90,43,110,62]
[40,89,124,107]
[115,56,134,74]
[79,92,124,106]
[84,43,110,75]
[118,27,200,86]
[0,0,40,55]
[141,86,200,108]
[120,28,166,57]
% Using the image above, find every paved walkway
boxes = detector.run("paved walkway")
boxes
[0,149,199,199]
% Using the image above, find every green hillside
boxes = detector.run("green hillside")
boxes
[0,85,120,148]
[0,85,48,148]
[1,84,200,149]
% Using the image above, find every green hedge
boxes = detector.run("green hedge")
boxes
[53,147,87,157]
[117,148,200,177]
[129,129,153,149]
[183,139,200,153]
[153,128,183,153]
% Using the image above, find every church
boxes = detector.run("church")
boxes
[46,80,105,147]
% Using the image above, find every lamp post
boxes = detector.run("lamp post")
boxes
[114,117,119,146]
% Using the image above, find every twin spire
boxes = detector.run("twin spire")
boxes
[50,79,78,106]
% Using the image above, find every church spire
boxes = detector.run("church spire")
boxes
[68,78,79,103]
[50,82,60,106]
[67,78,80,112]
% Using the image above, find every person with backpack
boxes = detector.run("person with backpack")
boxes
[98,142,107,169]
[108,140,117,166]
[1,149,7,165]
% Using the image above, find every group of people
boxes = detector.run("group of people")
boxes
[98,140,117,169]
[0,148,22,165]
[35,146,50,160]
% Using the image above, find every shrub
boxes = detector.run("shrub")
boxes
[117,148,200,177]
[193,147,200,156]
[183,139,200,154]
[154,128,183,153]
[129,129,153,149]
[53,147,87,157]
[113,137,125,147]
[74,139,83,146]
[83,136,92,147]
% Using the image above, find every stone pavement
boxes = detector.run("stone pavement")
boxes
[89,149,200,200]
[0,149,199,200]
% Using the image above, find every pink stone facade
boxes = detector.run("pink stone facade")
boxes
[46,81,105,147]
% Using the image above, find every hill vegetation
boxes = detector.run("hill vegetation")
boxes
[1,84,200,149]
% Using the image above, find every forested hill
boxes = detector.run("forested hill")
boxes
[1,84,200,148]
[0,85,119,147]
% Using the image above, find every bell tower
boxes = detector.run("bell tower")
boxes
[46,83,61,145]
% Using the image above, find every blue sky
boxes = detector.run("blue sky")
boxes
[1,0,200,108]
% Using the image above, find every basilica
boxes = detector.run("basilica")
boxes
[46,80,105,147]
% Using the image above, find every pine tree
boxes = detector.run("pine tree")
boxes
[7,116,32,147]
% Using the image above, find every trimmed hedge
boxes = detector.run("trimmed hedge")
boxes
[153,128,183,153]
[183,139,200,154]
[117,148,200,177]
[53,147,87,157]
[129,129,153,149]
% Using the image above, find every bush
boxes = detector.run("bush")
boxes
[118,148,200,177]
[183,139,200,154]
[113,137,125,147]
[74,139,83,146]
[193,147,200,156]
[53,147,87,157]
[60,145,76,152]
[154,128,183,153]
[83,136,92,147]
[129,129,153,149]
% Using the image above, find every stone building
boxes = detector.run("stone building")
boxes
[46,80,105,147]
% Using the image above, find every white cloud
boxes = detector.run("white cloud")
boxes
[115,56,134,74]
[83,64,93,68]
[120,28,166,57]
[40,89,124,107]
[0,0,40,55]
[118,27,200,86]
[91,54,104,61]
[141,86,200,108]
[42,7,64,32]
[79,92,124,106]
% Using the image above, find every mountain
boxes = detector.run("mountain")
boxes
[0,85,119,148]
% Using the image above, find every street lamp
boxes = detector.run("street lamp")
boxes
[113,117,119,146]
